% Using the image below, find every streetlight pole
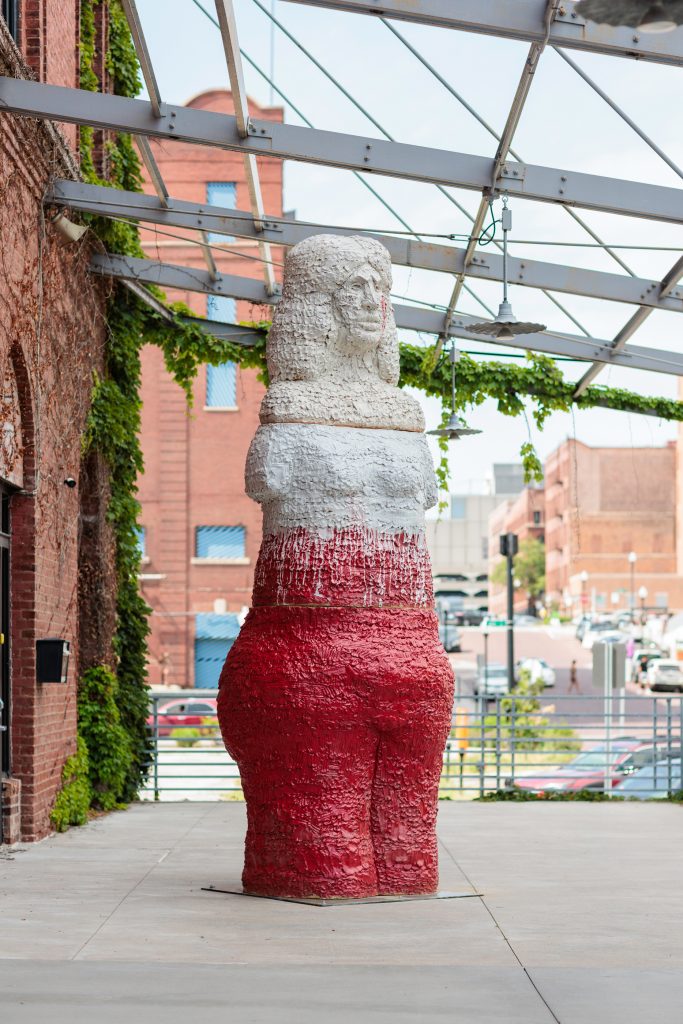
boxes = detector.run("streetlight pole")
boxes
[500,532,518,693]
[638,585,648,627]
[628,551,637,624]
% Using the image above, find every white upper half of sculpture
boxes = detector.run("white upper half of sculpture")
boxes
[246,234,438,536]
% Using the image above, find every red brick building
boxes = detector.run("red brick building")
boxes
[544,439,683,615]
[137,90,283,689]
[1,3,114,842]
[488,486,545,615]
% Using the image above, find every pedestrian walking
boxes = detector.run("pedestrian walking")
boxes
[568,659,581,694]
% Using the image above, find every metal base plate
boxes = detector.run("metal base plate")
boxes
[202,886,481,906]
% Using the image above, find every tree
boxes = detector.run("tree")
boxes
[491,537,545,614]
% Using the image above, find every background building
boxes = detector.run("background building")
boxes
[427,465,524,616]
[137,89,283,689]
[487,485,545,615]
[544,439,683,615]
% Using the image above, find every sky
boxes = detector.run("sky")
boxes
[136,0,683,495]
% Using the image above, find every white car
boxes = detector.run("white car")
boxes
[516,657,556,688]
[647,659,683,693]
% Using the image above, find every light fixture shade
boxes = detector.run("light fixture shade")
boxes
[427,412,482,440]
[467,301,546,339]
[574,1,683,31]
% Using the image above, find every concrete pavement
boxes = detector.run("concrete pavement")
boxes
[1,801,682,1022]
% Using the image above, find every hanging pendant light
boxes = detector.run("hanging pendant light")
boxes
[427,344,482,440]
[575,1,681,33]
[466,198,546,341]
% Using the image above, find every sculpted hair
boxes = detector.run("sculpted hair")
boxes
[267,234,399,385]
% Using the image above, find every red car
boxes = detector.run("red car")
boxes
[508,741,662,795]
[146,697,218,738]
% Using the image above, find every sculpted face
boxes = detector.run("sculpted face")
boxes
[333,262,387,354]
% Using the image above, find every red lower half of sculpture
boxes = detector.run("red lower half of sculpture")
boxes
[217,605,454,900]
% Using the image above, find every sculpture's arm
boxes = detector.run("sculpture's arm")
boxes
[245,426,293,505]
[421,439,439,511]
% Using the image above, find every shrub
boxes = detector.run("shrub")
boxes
[50,738,92,831]
[78,666,133,810]
[170,726,202,748]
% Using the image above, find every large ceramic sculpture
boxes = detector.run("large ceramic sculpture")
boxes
[217,235,454,899]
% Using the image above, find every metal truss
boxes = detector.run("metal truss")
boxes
[3,0,683,393]
[281,0,683,67]
[47,180,683,316]
[3,77,683,226]
[90,253,683,379]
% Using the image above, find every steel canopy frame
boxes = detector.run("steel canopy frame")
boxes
[46,180,683,316]
[90,253,683,379]
[281,0,683,68]
[3,78,683,226]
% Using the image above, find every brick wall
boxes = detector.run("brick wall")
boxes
[137,89,283,688]
[1,10,112,840]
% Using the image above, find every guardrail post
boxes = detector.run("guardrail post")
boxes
[479,694,486,798]
[495,695,502,792]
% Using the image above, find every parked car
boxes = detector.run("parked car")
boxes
[575,615,593,643]
[516,657,555,688]
[473,663,509,698]
[508,741,666,794]
[582,623,624,649]
[647,659,683,692]
[438,622,462,653]
[514,614,540,627]
[612,758,682,799]
[146,697,218,738]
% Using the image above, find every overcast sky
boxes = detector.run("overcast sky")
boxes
[136,0,683,494]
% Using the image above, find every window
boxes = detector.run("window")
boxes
[206,181,236,243]
[207,294,236,324]
[451,497,466,519]
[206,296,238,407]
[135,526,146,558]
[533,510,541,525]
[2,1,19,41]
[195,526,245,560]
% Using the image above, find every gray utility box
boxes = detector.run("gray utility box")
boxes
[592,640,626,690]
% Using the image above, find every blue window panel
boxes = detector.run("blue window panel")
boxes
[196,526,246,559]
[451,497,466,519]
[207,294,236,323]
[206,181,236,243]
[195,612,240,641]
[194,637,233,688]
[135,526,146,557]
[206,362,237,408]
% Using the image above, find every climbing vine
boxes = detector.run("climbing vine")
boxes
[58,0,683,825]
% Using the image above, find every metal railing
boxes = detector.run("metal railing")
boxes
[141,690,683,802]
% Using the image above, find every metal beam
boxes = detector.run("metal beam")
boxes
[90,253,683,378]
[120,0,164,118]
[573,254,683,394]
[282,0,683,68]
[4,78,683,225]
[49,180,683,315]
[213,0,277,294]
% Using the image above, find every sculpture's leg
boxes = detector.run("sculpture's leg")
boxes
[370,713,451,896]
[237,720,380,899]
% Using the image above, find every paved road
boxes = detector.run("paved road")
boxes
[447,624,674,743]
